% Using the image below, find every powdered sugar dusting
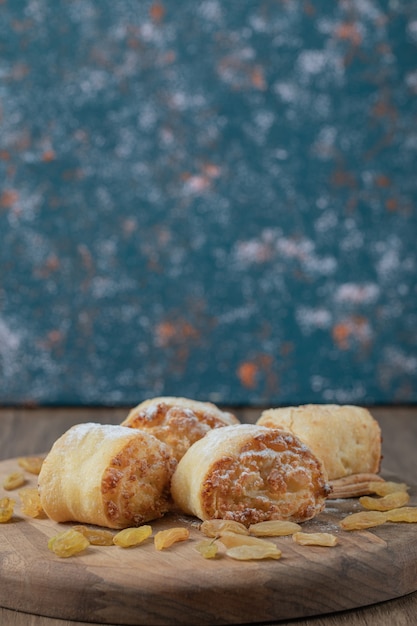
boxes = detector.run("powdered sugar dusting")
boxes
[62,422,135,447]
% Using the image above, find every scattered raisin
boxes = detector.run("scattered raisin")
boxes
[48,529,90,557]
[0,497,15,523]
[3,471,26,491]
[19,488,44,518]
[293,532,338,547]
[154,527,190,550]
[113,525,152,548]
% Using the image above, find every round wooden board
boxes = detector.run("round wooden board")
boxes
[1,457,417,626]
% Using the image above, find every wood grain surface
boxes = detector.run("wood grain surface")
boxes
[1,406,417,626]
[1,460,417,624]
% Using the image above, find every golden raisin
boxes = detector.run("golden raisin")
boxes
[340,510,387,530]
[368,481,409,496]
[293,532,338,547]
[249,520,301,537]
[225,544,282,560]
[0,497,15,523]
[3,471,26,491]
[17,456,45,475]
[73,525,115,546]
[359,491,410,511]
[113,525,152,548]
[194,539,219,559]
[19,488,44,518]
[48,529,90,557]
[385,507,417,523]
[200,519,249,538]
[154,527,190,550]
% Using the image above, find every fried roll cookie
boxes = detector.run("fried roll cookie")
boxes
[257,404,382,481]
[171,424,331,526]
[121,396,239,462]
[38,423,176,529]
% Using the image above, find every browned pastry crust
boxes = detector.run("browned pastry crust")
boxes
[257,404,382,481]
[38,423,176,529]
[170,424,331,526]
[121,396,240,461]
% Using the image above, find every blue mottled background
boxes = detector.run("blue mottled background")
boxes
[0,0,416,406]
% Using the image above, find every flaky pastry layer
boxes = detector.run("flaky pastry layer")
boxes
[38,423,176,529]
[171,424,331,526]
[257,404,382,481]
[121,396,239,461]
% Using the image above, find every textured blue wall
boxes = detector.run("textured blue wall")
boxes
[1,1,416,406]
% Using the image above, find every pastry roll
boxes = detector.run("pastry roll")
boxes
[257,404,382,481]
[121,396,240,462]
[38,423,176,529]
[171,424,331,526]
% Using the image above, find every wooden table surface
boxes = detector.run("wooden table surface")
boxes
[1,405,416,626]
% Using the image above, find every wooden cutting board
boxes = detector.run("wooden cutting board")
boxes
[1,456,417,626]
